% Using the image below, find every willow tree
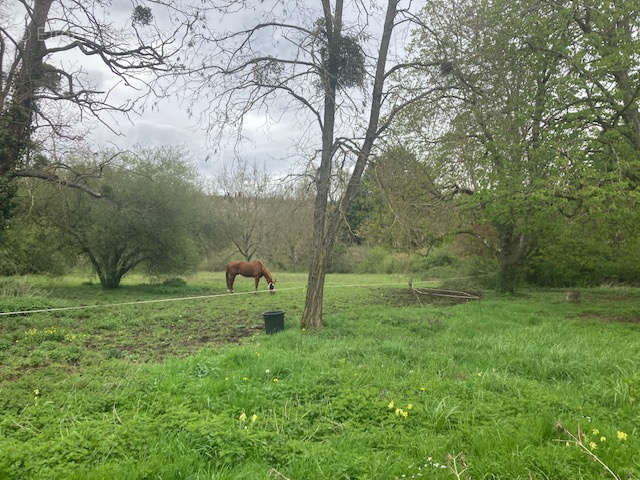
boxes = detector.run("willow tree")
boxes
[189,0,443,327]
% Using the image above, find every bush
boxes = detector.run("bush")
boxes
[162,277,187,287]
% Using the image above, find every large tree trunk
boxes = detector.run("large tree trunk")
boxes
[495,225,530,293]
[0,0,54,232]
[0,0,54,176]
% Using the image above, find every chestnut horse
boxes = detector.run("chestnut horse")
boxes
[225,260,275,294]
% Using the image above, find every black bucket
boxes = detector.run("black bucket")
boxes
[263,310,285,334]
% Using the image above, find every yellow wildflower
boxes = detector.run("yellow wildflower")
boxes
[239,412,247,422]
[419,387,425,392]
[33,389,40,396]
[395,408,401,416]
[617,431,628,441]
[273,378,279,383]
[242,377,248,381]
[250,414,257,423]
[592,428,599,435]
[407,404,413,410]
[589,442,597,450]
[565,442,570,447]
[387,401,394,409]
[401,410,408,418]
[600,436,606,442]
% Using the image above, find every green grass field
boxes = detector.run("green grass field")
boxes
[1,272,639,479]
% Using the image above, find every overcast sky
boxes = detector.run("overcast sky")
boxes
[76,0,325,180]
[7,0,413,180]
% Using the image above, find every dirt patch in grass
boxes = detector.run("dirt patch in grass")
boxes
[374,288,480,307]
[95,319,265,360]
[576,313,640,324]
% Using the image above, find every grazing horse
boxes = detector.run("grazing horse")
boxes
[225,260,275,294]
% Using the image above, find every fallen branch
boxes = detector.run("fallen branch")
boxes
[412,287,481,300]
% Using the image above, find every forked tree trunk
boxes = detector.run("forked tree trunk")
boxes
[301,0,398,328]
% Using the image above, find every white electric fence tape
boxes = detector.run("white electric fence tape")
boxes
[0,277,481,317]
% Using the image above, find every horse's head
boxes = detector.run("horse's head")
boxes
[268,279,276,294]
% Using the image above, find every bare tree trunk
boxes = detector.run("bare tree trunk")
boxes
[301,0,398,328]
[301,0,340,328]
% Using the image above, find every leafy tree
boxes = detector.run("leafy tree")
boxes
[399,0,595,291]
[0,179,73,275]
[388,0,640,291]
[37,148,204,288]
[352,146,458,252]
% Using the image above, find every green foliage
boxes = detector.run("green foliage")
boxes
[350,147,456,251]
[161,277,187,287]
[0,177,16,238]
[0,212,72,276]
[1,273,640,478]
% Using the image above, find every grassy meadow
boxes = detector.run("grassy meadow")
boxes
[0,272,639,479]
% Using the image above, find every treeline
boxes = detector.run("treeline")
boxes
[1,141,639,289]
[2,0,639,291]
[0,149,318,287]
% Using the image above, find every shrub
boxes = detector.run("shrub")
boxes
[162,277,187,287]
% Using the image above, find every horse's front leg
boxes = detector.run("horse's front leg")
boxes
[227,272,236,293]
[254,276,260,294]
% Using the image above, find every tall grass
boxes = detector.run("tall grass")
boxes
[0,273,639,479]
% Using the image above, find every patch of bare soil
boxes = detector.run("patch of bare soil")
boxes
[577,313,640,324]
[375,288,480,307]
[82,317,265,362]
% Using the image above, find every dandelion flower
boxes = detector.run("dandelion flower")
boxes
[419,387,425,392]
[600,436,606,442]
[388,401,395,409]
[589,441,597,450]
[239,412,247,422]
[395,408,401,416]
[617,431,628,441]
[251,414,257,423]
[401,410,408,418]
[242,376,248,381]
[273,378,279,383]
[592,428,599,435]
